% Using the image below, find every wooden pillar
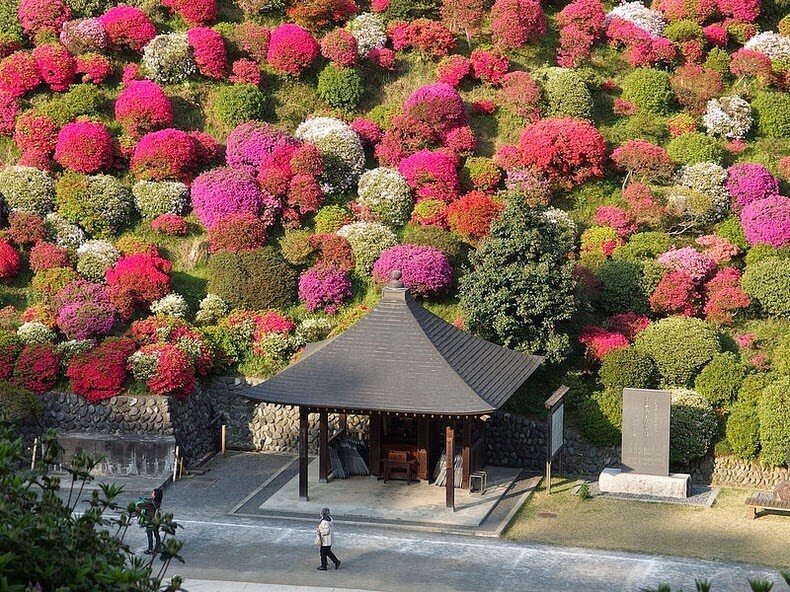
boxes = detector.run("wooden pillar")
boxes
[319,410,329,483]
[461,418,471,489]
[445,423,455,510]
[417,417,430,480]
[339,413,348,431]
[369,412,381,476]
[299,407,309,501]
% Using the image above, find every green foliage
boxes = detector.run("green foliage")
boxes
[664,20,703,42]
[715,215,748,250]
[313,205,351,233]
[211,84,268,129]
[0,0,23,49]
[317,65,364,111]
[577,483,591,499]
[599,346,658,391]
[401,223,468,270]
[744,244,790,267]
[621,68,673,114]
[738,372,777,405]
[576,389,622,446]
[666,132,724,165]
[726,401,760,460]
[742,257,790,317]
[56,173,134,237]
[612,232,673,262]
[40,85,106,126]
[635,317,720,387]
[383,0,440,21]
[460,201,577,364]
[207,247,297,311]
[774,334,790,376]
[539,67,592,120]
[703,47,731,76]
[669,388,718,464]
[751,91,790,139]
[367,104,399,129]
[279,229,314,266]
[758,376,790,466]
[0,381,40,423]
[597,260,647,314]
[694,352,749,408]
[65,0,113,16]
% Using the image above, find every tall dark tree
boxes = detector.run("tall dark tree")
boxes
[459,197,577,363]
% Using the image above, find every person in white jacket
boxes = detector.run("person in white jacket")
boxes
[316,507,341,570]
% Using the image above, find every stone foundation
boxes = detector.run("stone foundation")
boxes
[599,467,690,498]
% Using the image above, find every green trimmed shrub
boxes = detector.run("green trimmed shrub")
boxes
[694,352,748,407]
[0,380,41,423]
[669,388,718,465]
[65,0,114,17]
[40,85,105,127]
[575,389,622,446]
[703,47,730,76]
[741,257,790,317]
[383,0,440,21]
[666,132,724,165]
[313,205,351,233]
[212,84,267,129]
[317,65,364,111]
[715,215,748,250]
[726,401,760,460]
[599,346,658,391]
[612,232,672,262]
[744,244,790,267]
[279,229,314,266]
[597,260,648,314]
[774,335,790,376]
[207,247,297,311]
[751,91,790,139]
[635,317,720,387]
[621,68,673,114]
[0,1,23,51]
[664,20,703,42]
[539,67,592,120]
[737,372,776,405]
[55,173,134,237]
[401,223,467,270]
[461,157,500,192]
[639,259,665,300]
[758,376,790,466]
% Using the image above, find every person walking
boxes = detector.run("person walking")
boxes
[143,488,163,555]
[315,507,340,570]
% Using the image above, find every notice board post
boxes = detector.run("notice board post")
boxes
[545,385,569,494]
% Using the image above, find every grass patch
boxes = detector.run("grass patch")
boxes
[504,478,790,569]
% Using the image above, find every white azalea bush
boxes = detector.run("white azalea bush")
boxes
[45,213,86,251]
[357,168,413,228]
[744,31,790,61]
[194,293,229,325]
[76,240,120,281]
[295,117,364,194]
[703,96,752,139]
[132,180,190,219]
[604,1,665,36]
[337,221,397,274]
[348,13,387,56]
[142,33,197,84]
[150,293,189,318]
[297,316,333,342]
[0,166,56,216]
[17,321,57,345]
[667,162,729,226]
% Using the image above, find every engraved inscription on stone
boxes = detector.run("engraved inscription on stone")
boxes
[621,388,671,476]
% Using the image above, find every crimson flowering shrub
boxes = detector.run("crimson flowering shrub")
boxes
[404,83,467,137]
[208,213,268,253]
[0,91,19,137]
[287,0,358,31]
[105,252,172,318]
[68,337,137,402]
[0,242,20,281]
[54,120,113,173]
[12,344,58,394]
[0,51,42,98]
[556,0,605,67]
[115,80,173,139]
[99,6,156,52]
[234,22,270,62]
[611,140,675,183]
[226,121,297,169]
[725,163,780,212]
[703,267,750,325]
[469,49,509,85]
[14,111,58,167]
[517,117,606,190]
[606,311,650,340]
[257,143,324,225]
[17,0,71,39]
[267,24,319,76]
[729,49,772,84]
[367,47,395,69]
[75,53,113,84]
[135,343,196,398]
[189,130,223,166]
[321,29,358,67]
[130,129,199,182]
[372,244,452,296]
[718,0,759,22]
[499,71,541,120]
[396,19,456,58]
[594,205,637,238]
[490,0,546,49]
[150,214,189,235]
[436,55,470,87]
[309,233,355,271]
[32,44,75,93]
[192,167,275,229]
[579,325,629,361]
[739,195,790,248]
[670,64,723,114]
[29,241,70,271]
[162,0,218,26]
[399,150,460,203]
[657,246,715,281]
[187,27,227,80]
[7,213,47,246]
[230,59,262,85]
[55,280,118,340]
[650,270,700,316]
[446,191,504,244]
[350,118,383,146]
[0,334,20,381]
[298,265,352,313]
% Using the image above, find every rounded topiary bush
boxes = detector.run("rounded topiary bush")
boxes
[141,33,197,84]
[212,84,267,129]
[694,352,749,408]
[0,166,55,216]
[599,346,658,391]
[621,68,673,114]
[132,180,189,219]
[357,168,412,229]
[540,67,592,120]
[738,372,777,405]
[670,388,718,465]
[576,389,622,446]
[741,257,790,317]
[336,221,397,274]
[317,65,363,111]
[0,380,41,423]
[313,205,351,233]
[401,223,467,269]
[206,247,297,310]
[635,316,720,387]
[597,260,648,314]
[758,376,790,466]
[55,173,133,237]
[726,401,760,460]
[751,91,790,139]
[666,132,723,165]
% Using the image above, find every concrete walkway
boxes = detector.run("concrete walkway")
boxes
[185,580,378,592]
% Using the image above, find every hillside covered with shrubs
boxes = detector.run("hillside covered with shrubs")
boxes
[0,0,787,468]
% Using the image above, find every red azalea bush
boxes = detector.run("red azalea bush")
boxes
[130,128,199,182]
[137,343,196,398]
[469,49,509,85]
[594,205,637,238]
[12,344,58,394]
[490,0,546,49]
[606,311,650,341]
[267,24,319,76]
[446,191,504,244]
[0,334,20,381]
[29,241,70,271]
[650,270,701,316]
[150,213,189,235]
[367,47,395,69]
[398,149,460,203]
[298,265,352,313]
[14,111,58,167]
[372,244,453,296]
[0,242,20,281]
[579,325,629,361]
[32,44,75,93]
[105,252,172,317]
[0,91,19,137]
[611,140,675,183]
[703,267,750,325]
[162,0,218,26]
[729,49,772,84]
[230,59,262,85]
[115,80,173,139]
[556,0,605,67]
[68,337,137,402]
[407,19,456,58]
[99,6,156,52]
[75,53,113,84]
[717,0,759,21]
[18,0,71,39]
[0,51,42,98]
[404,83,467,137]
[187,27,227,80]
[499,71,541,120]
[189,130,223,166]
[234,22,270,61]
[670,64,723,114]
[54,120,113,173]
[350,118,383,145]
[309,233,355,272]
[6,213,47,246]
[517,117,606,189]
[321,29,358,67]
[437,55,470,87]
[208,212,268,253]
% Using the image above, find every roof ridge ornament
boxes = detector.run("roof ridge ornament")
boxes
[386,269,405,289]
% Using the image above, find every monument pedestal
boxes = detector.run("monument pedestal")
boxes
[599,467,690,499]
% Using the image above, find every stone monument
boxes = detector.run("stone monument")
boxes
[598,388,691,499]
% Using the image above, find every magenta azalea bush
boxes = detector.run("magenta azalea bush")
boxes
[266,24,319,76]
[740,195,790,248]
[225,121,297,170]
[298,265,352,313]
[191,166,275,228]
[657,247,715,282]
[372,244,453,296]
[725,163,780,212]
[54,120,114,173]
[55,280,118,340]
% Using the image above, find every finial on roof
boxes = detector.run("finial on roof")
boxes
[387,270,405,288]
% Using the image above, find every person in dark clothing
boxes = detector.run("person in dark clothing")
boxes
[316,507,340,570]
[143,488,163,554]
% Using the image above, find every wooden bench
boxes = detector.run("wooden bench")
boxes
[745,491,790,519]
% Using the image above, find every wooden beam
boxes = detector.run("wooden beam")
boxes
[461,418,471,489]
[369,412,381,476]
[319,410,329,483]
[417,417,430,480]
[446,424,455,510]
[339,413,348,431]
[299,407,309,501]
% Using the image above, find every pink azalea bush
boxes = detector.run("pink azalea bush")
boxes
[650,270,700,316]
[398,150,460,203]
[226,121,297,170]
[594,205,637,238]
[99,6,156,52]
[54,120,113,173]
[191,167,274,228]
[437,55,470,87]
[130,129,199,182]
[695,235,739,263]
[372,244,453,296]
[556,0,605,67]
[32,43,75,92]
[320,29,358,67]
[579,325,629,361]
[298,265,352,313]
[469,49,509,85]
[115,80,173,139]
[703,267,750,325]
[740,195,790,248]
[18,0,71,38]
[0,91,19,137]
[0,52,42,98]
[725,163,780,212]
[267,24,319,76]
[490,0,546,49]
[187,27,227,80]
[55,280,117,340]
[657,247,715,282]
